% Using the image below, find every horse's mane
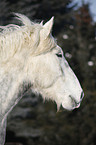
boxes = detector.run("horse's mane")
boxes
[0,13,56,62]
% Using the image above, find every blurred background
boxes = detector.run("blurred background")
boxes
[0,0,96,145]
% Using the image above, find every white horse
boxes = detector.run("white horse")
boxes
[0,13,84,145]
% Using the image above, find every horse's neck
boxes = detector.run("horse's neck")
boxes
[0,70,24,145]
[0,65,25,119]
[0,58,31,145]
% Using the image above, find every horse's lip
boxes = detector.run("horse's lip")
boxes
[61,95,81,110]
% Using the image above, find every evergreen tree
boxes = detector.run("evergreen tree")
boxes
[60,2,96,86]
[0,0,9,25]
[6,0,74,34]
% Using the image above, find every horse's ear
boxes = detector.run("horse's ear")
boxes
[40,17,54,39]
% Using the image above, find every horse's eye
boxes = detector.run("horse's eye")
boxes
[56,53,62,58]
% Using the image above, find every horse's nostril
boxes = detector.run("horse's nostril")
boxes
[81,91,84,100]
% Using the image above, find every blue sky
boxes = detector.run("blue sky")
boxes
[72,0,96,22]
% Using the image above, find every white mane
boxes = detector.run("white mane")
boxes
[0,13,56,62]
